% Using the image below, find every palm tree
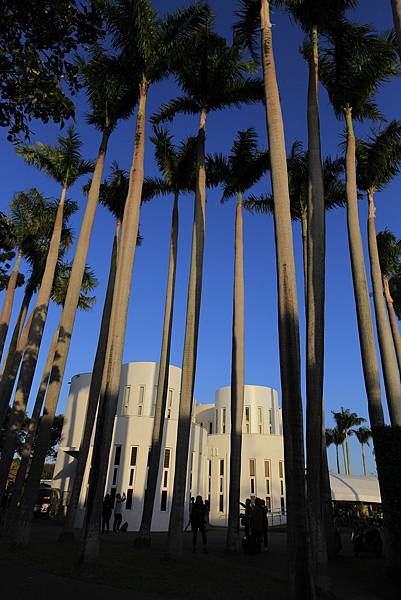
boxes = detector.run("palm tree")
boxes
[377,229,401,374]
[325,427,346,474]
[392,0,401,55]
[136,127,197,545]
[332,407,366,475]
[234,2,317,591]
[34,51,139,523]
[61,163,137,541]
[245,142,345,304]
[4,263,96,530]
[320,23,401,570]
[78,1,210,564]
[153,24,263,559]
[207,128,268,553]
[0,127,91,506]
[356,122,401,426]
[0,194,76,431]
[352,427,372,476]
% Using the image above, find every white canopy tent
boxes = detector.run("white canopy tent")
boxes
[329,473,381,504]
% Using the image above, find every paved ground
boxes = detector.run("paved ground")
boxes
[0,520,398,600]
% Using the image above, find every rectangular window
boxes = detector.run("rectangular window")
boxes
[264,459,271,509]
[266,496,272,512]
[258,407,263,434]
[166,389,173,418]
[250,478,255,494]
[266,479,270,495]
[138,385,145,416]
[222,408,226,434]
[219,459,224,513]
[219,494,224,513]
[280,480,284,495]
[215,409,218,434]
[220,459,224,476]
[160,490,168,511]
[249,459,255,477]
[114,445,121,465]
[245,406,250,433]
[279,460,284,479]
[122,386,131,415]
[163,470,168,487]
[126,488,133,510]
[264,460,270,478]
[130,446,137,466]
[280,497,285,514]
[164,448,170,469]
[268,409,272,434]
[151,386,157,417]
[110,487,116,505]
[129,468,135,487]
[209,422,213,434]
[112,467,118,486]
[207,460,212,501]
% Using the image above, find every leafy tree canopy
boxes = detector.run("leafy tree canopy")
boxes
[0,0,102,141]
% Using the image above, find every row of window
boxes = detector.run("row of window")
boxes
[121,385,174,418]
[207,407,274,435]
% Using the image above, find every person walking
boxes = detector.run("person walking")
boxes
[190,495,208,553]
[113,492,126,532]
[250,497,263,551]
[102,493,113,534]
[261,499,269,551]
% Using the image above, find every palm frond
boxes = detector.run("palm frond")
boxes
[244,193,274,214]
[142,177,172,202]
[233,0,261,62]
[151,95,200,124]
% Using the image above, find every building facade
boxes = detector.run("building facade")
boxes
[53,361,286,530]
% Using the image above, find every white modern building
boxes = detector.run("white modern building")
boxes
[52,361,381,531]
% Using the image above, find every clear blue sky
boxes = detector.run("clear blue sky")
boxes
[0,1,399,475]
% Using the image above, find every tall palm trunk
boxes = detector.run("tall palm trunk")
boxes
[344,107,401,572]
[36,130,110,466]
[0,250,22,362]
[391,0,401,55]
[166,110,206,560]
[4,323,59,529]
[301,207,308,309]
[260,3,313,597]
[0,186,66,506]
[61,221,119,540]
[341,441,348,474]
[345,431,351,475]
[383,275,401,375]
[137,194,179,544]
[79,80,148,563]
[335,445,340,474]
[226,191,245,553]
[0,289,32,427]
[367,191,401,426]
[306,25,331,572]
[361,443,367,476]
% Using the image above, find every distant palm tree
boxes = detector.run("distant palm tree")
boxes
[78,1,210,564]
[352,427,372,476]
[0,127,91,507]
[377,229,401,374]
[325,427,346,474]
[0,194,76,431]
[207,128,268,553]
[332,407,366,475]
[137,127,197,545]
[4,264,96,530]
[153,24,263,559]
[357,121,401,426]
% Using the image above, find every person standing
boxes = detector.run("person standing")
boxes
[190,495,208,553]
[240,498,252,537]
[113,492,126,532]
[261,499,269,551]
[102,493,113,534]
[250,497,263,551]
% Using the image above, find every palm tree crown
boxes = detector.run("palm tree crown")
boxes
[16,125,94,188]
[332,407,366,435]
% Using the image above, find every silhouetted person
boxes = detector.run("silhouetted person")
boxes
[261,499,269,550]
[190,495,207,553]
[102,493,113,534]
[240,498,252,537]
[250,497,263,550]
[204,499,210,528]
[113,492,126,532]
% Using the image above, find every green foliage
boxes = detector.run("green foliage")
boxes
[332,406,366,436]
[206,128,268,200]
[107,0,211,84]
[51,263,98,311]
[77,44,139,133]
[352,426,372,446]
[16,126,94,188]
[0,0,102,141]
[377,229,401,320]
[244,141,345,218]
[97,161,129,222]
[325,426,346,446]
[356,121,401,193]
[0,212,18,291]
[320,22,400,120]
[142,125,198,200]
[282,1,357,35]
